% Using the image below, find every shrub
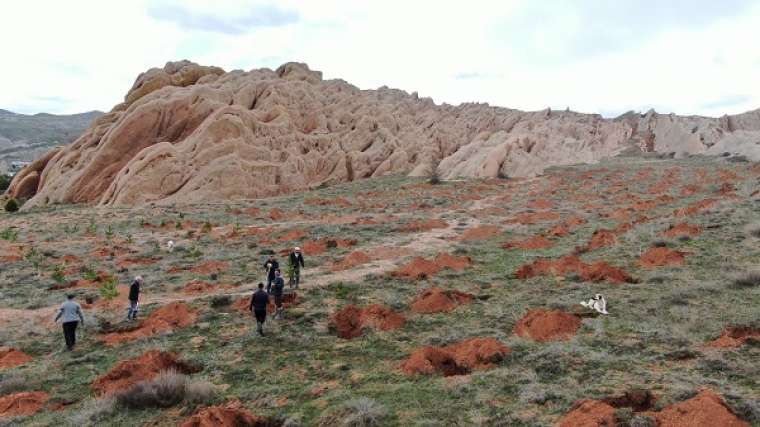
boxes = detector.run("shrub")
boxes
[0,226,18,241]
[4,198,19,212]
[732,271,760,289]
[68,397,116,426]
[52,264,66,285]
[210,295,231,308]
[115,371,216,409]
[0,374,28,395]
[99,277,119,300]
[428,161,441,185]
[0,174,12,192]
[629,415,657,427]
[318,397,389,427]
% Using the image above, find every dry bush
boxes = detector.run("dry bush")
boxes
[115,370,216,409]
[68,397,116,426]
[318,397,389,427]
[732,271,760,288]
[0,374,28,395]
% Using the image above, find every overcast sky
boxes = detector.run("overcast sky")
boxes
[2,0,759,117]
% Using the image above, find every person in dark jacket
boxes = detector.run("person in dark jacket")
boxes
[249,282,269,336]
[127,276,142,321]
[271,270,286,319]
[288,246,305,289]
[263,255,279,293]
[54,294,85,351]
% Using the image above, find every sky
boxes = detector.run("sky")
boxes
[1,0,759,117]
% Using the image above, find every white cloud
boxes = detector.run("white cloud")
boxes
[0,0,758,117]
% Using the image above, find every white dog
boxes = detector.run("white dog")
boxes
[580,294,608,314]
[167,240,175,252]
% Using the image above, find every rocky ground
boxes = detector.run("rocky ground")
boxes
[0,153,758,426]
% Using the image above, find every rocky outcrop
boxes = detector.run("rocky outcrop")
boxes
[8,60,760,208]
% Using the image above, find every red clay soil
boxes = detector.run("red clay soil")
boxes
[514,309,582,342]
[116,257,159,269]
[718,182,737,197]
[0,347,32,370]
[461,225,502,241]
[662,223,702,237]
[527,199,554,209]
[674,198,718,217]
[399,218,448,232]
[401,338,511,376]
[586,229,619,250]
[410,287,474,313]
[582,261,635,284]
[101,302,198,346]
[234,292,300,314]
[182,280,231,295]
[189,261,229,275]
[645,390,749,427]
[707,326,760,348]
[279,229,307,241]
[507,211,561,225]
[0,391,49,418]
[680,184,703,197]
[269,208,284,221]
[301,238,357,255]
[515,255,633,284]
[557,399,617,427]
[503,235,554,250]
[393,253,472,279]
[333,304,405,339]
[639,247,686,268]
[331,251,372,271]
[181,401,267,427]
[91,350,199,395]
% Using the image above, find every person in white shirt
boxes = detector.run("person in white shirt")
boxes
[54,294,85,351]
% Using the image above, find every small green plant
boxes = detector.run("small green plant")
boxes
[176,220,182,229]
[4,198,19,212]
[52,264,66,285]
[160,219,166,228]
[233,222,241,235]
[87,219,97,234]
[201,221,213,233]
[187,246,203,259]
[104,224,114,240]
[81,266,98,281]
[99,276,119,300]
[0,226,18,241]
[25,246,42,276]
[126,233,134,244]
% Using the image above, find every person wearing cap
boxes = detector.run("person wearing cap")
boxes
[54,294,85,351]
[288,246,305,288]
[263,254,279,293]
[127,276,143,321]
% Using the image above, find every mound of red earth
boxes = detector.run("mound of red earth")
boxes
[582,229,619,251]
[331,251,371,271]
[401,338,511,376]
[546,217,587,237]
[638,247,686,268]
[514,309,582,342]
[662,222,702,237]
[0,347,32,370]
[515,255,634,284]
[278,229,307,241]
[411,288,474,313]
[333,304,405,339]
[101,302,198,346]
[507,211,561,225]
[399,219,448,232]
[526,198,554,209]
[181,401,266,427]
[674,198,718,217]
[189,260,229,275]
[182,280,231,294]
[393,253,472,279]
[461,225,501,241]
[92,350,199,395]
[707,326,760,348]
[502,235,554,250]
[0,391,49,418]
[646,390,749,427]
[557,399,617,427]
[300,238,356,255]
[234,291,300,314]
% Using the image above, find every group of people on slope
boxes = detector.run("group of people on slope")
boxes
[53,248,306,349]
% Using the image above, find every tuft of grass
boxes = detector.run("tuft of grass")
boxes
[731,271,760,289]
[115,371,216,409]
[68,397,116,426]
[0,374,29,395]
[318,397,389,427]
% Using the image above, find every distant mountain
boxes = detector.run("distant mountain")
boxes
[0,109,103,174]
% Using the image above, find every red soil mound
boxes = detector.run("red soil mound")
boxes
[582,261,634,284]
[461,225,501,241]
[399,218,448,232]
[301,238,357,255]
[181,401,266,427]
[234,292,300,314]
[507,211,561,225]
[269,208,284,221]
[514,309,582,342]
[0,347,32,370]
[92,350,198,395]
[331,251,371,271]
[116,257,159,269]
[101,302,198,346]
[0,391,49,418]
[586,229,618,250]
[662,223,702,237]
[182,280,231,295]
[503,235,554,250]
[333,304,405,339]
[279,229,307,241]
[646,390,749,427]
[639,247,686,268]
[401,338,510,376]
[411,288,474,313]
[515,255,633,284]
[393,253,472,279]
[190,261,229,274]
[558,399,616,427]
[707,326,760,348]
[674,198,718,217]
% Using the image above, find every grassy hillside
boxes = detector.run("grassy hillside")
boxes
[0,154,758,426]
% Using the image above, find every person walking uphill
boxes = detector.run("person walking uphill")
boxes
[288,246,305,288]
[272,270,286,319]
[263,254,279,293]
[127,276,143,321]
[249,282,269,336]
[54,294,85,351]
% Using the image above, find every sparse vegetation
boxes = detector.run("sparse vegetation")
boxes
[115,371,215,409]
[4,198,19,212]
[98,276,119,300]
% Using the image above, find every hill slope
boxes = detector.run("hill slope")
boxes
[6,60,760,207]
